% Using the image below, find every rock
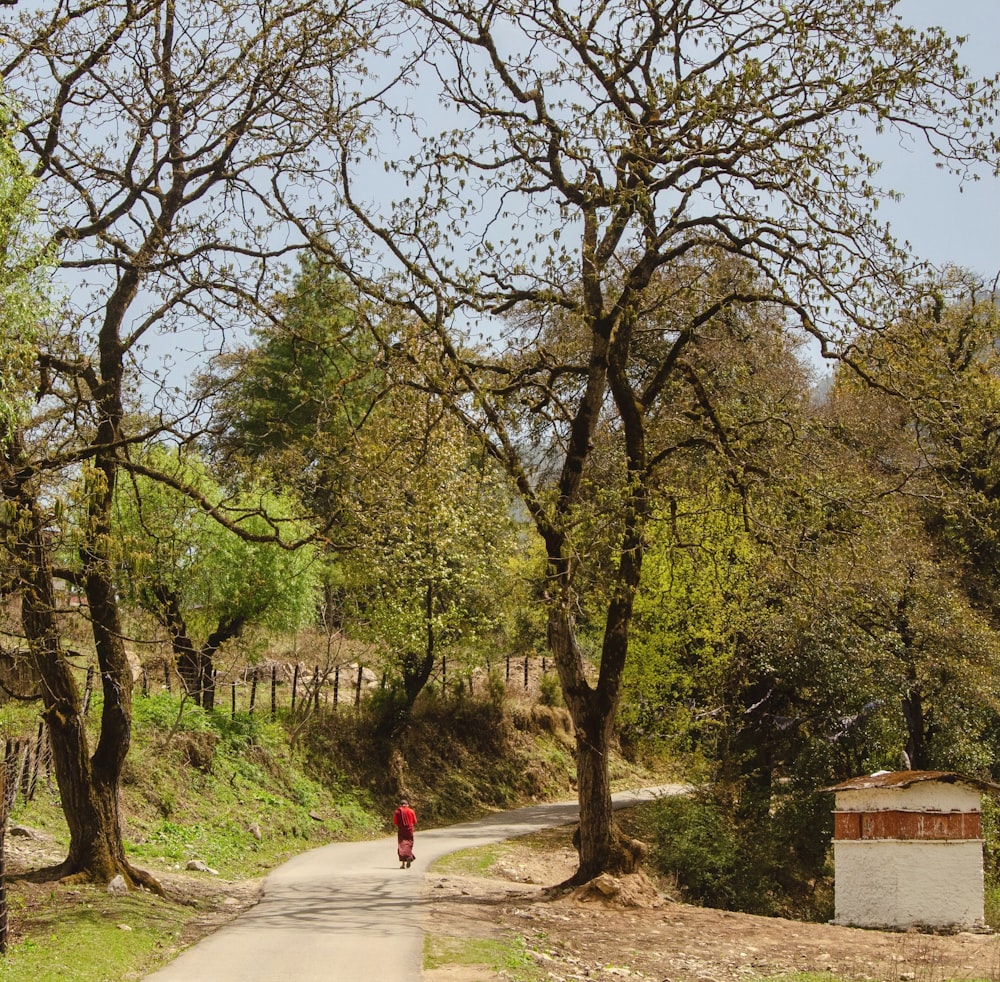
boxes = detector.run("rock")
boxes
[117,923,132,931]
[9,825,40,839]
[308,811,324,822]
[593,873,621,897]
[186,859,219,875]
[248,822,262,841]
[107,874,128,896]
[124,649,143,682]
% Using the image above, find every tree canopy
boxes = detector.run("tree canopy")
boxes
[313,0,999,881]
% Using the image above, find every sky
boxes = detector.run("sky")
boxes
[882,0,1000,278]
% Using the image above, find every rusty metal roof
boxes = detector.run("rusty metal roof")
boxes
[823,770,1000,793]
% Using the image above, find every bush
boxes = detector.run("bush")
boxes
[639,783,834,920]
[643,792,741,908]
[538,671,563,707]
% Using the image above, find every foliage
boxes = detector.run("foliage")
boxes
[341,384,521,705]
[637,786,833,921]
[845,272,1000,620]
[205,255,384,515]
[622,484,757,760]
[0,88,50,443]
[112,447,322,645]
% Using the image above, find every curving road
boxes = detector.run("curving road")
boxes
[143,786,682,982]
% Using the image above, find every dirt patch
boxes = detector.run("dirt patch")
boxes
[423,829,1000,982]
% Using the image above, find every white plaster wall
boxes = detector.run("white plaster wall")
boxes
[833,840,984,929]
[836,783,980,814]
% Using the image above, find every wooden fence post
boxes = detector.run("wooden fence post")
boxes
[291,664,299,711]
[0,739,25,953]
[354,665,362,707]
[0,770,6,954]
[249,674,257,713]
[18,741,31,802]
[524,655,529,689]
[333,665,339,709]
[2,742,16,815]
[271,666,277,719]
[28,722,44,802]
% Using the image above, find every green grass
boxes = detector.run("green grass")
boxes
[0,886,196,982]
[424,934,544,981]
[429,842,504,877]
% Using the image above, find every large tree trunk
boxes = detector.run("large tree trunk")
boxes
[548,608,636,884]
[17,502,160,891]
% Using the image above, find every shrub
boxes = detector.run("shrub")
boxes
[538,671,563,707]
[640,783,834,920]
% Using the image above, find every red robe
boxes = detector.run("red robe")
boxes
[393,805,417,861]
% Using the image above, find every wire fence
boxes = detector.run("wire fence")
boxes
[129,652,556,721]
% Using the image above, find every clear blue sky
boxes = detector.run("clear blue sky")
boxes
[885,0,1000,277]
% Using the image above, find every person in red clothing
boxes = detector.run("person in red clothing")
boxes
[393,798,417,869]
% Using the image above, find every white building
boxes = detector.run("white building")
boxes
[826,770,995,931]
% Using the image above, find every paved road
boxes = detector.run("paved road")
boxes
[143,786,682,982]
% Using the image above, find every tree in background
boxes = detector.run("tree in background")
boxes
[205,256,386,520]
[342,382,519,709]
[203,254,393,669]
[319,0,997,881]
[846,271,1000,624]
[626,324,1000,915]
[621,483,756,763]
[112,448,322,709]
[819,270,1000,771]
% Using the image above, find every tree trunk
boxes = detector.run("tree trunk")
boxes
[17,502,160,891]
[902,682,928,770]
[573,697,635,882]
[400,581,437,708]
[548,608,635,884]
[166,598,244,711]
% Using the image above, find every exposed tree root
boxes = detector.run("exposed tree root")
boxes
[12,858,164,896]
